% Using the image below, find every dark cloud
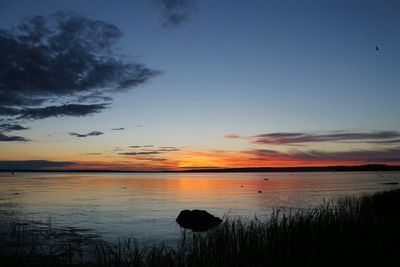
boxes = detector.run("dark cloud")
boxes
[119,151,161,155]
[249,131,400,145]
[0,123,28,132]
[0,160,77,170]
[0,107,20,116]
[340,139,400,144]
[0,104,107,119]
[0,11,159,121]
[111,127,125,130]
[157,147,180,151]
[136,157,168,162]
[125,146,179,152]
[244,148,400,164]
[0,123,29,141]
[19,104,108,120]
[0,133,29,142]
[80,153,102,155]
[69,131,104,138]
[155,0,196,26]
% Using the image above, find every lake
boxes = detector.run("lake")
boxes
[0,172,399,245]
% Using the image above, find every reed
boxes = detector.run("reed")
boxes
[1,189,399,266]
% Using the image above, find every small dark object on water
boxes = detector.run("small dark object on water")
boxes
[381,182,399,185]
[14,192,19,195]
[176,209,222,232]
[240,185,243,187]
[122,187,127,189]
[258,190,262,193]
[263,178,269,181]
[11,172,14,175]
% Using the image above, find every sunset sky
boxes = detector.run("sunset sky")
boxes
[1,0,400,170]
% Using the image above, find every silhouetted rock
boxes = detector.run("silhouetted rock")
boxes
[176,209,222,232]
[381,182,399,185]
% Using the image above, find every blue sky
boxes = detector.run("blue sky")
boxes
[1,0,400,169]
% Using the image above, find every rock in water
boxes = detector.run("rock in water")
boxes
[176,209,222,232]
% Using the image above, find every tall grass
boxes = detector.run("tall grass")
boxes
[1,189,400,266]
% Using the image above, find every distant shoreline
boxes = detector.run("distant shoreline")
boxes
[1,164,400,173]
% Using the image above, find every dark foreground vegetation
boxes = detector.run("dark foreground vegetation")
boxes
[1,189,400,267]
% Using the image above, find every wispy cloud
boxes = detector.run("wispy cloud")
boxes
[0,123,29,141]
[243,148,400,165]
[157,147,181,151]
[225,131,400,145]
[69,131,104,138]
[119,151,161,155]
[118,146,181,165]
[111,128,125,131]
[252,131,400,145]
[224,134,241,139]
[122,146,180,154]
[0,133,30,142]
[0,123,29,132]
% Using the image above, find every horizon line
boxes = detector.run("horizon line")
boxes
[1,164,400,173]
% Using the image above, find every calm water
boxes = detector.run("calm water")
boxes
[1,172,399,244]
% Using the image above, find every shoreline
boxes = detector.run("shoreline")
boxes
[1,163,400,173]
[1,189,399,266]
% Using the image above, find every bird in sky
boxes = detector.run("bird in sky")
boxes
[376,46,380,51]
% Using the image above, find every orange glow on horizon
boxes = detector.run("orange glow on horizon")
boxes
[42,149,400,171]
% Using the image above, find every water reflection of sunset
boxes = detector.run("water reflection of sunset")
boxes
[1,172,400,242]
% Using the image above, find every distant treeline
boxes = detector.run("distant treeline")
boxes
[1,164,400,173]
[182,164,400,173]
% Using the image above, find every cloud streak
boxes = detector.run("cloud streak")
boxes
[243,148,400,165]
[225,131,400,145]
[69,131,104,138]
[0,123,28,132]
[129,145,154,148]
[0,123,29,142]
[119,151,161,155]
[0,133,29,142]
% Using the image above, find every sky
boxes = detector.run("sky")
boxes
[1,0,400,170]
